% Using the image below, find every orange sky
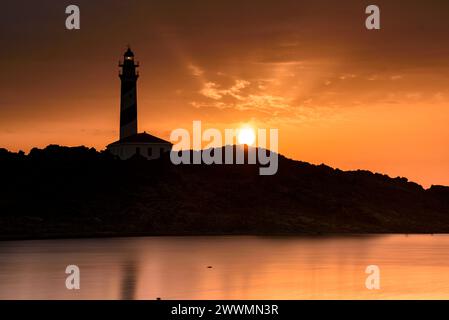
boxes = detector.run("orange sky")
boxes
[1,0,449,187]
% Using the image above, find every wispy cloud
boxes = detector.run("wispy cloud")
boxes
[200,80,250,100]
[188,64,204,77]
[193,77,295,115]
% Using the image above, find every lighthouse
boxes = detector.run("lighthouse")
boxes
[107,48,172,160]
[119,47,139,140]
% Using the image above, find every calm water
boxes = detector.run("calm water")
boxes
[1,235,449,300]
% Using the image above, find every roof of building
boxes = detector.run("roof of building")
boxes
[108,132,172,147]
[124,47,134,57]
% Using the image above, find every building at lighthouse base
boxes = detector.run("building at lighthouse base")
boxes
[107,132,172,160]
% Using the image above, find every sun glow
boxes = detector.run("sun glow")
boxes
[238,127,256,146]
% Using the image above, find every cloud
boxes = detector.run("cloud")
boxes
[390,75,403,80]
[200,79,250,100]
[339,74,357,80]
[200,82,223,99]
[188,64,204,77]
[234,94,292,112]
[195,78,293,115]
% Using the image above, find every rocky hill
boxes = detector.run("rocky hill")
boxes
[1,145,449,240]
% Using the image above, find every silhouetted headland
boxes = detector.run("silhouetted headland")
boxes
[1,145,449,240]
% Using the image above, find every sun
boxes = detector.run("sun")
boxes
[238,127,256,146]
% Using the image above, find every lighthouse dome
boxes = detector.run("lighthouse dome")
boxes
[124,47,134,58]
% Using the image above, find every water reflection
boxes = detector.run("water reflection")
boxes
[0,235,448,299]
[120,260,137,300]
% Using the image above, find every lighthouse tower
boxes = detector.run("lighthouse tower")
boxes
[119,47,139,140]
[107,47,172,160]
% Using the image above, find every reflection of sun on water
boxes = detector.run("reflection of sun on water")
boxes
[238,127,256,146]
